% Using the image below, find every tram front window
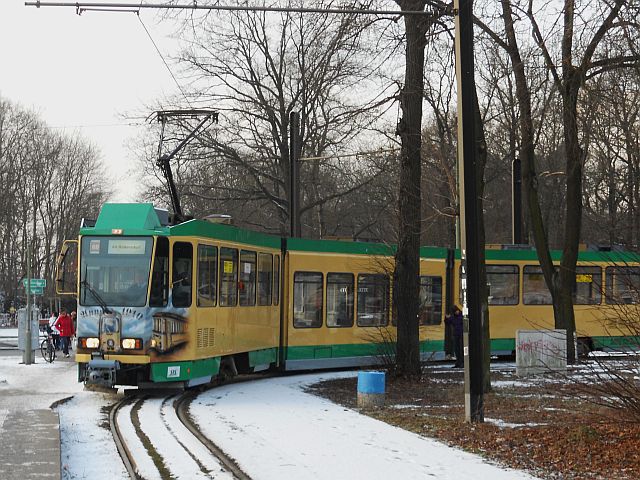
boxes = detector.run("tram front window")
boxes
[80,236,153,307]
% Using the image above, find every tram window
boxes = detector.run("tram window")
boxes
[172,242,193,308]
[258,253,273,306]
[357,274,389,327]
[419,276,443,325]
[327,273,354,328]
[605,267,640,304]
[293,272,323,328]
[458,265,519,306]
[219,248,238,306]
[197,245,217,307]
[239,250,257,306]
[487,265,519,305]
[150,237,169,307]
[80,236,153,307]
[574,266,602,305]
[273,255,280,306]
[523,265,554,305]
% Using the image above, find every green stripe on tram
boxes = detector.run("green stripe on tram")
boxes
[171,219,281,249]
[286,238,449,258]
[286,340,443,360]
[249,348,277,367]
[151,357,220,382]
[456,248,640,263]
[592,335,640,350]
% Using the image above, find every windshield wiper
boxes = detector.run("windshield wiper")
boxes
[80,279,113,314]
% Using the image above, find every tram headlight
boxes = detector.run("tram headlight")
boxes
[81,337,100,349]
[121,338,142,350]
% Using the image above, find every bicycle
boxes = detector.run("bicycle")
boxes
[40,326,56,363]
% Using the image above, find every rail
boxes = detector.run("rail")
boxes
[175,391,251,480]
[110,396,140,480]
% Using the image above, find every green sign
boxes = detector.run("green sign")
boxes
[29,286,44,296]
[22,278,46,288]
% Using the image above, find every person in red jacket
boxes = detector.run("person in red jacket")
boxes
[54,308,75,358]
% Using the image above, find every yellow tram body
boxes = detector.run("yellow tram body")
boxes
[58,203,639,388]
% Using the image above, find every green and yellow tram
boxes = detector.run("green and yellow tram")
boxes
[56,203,640,388]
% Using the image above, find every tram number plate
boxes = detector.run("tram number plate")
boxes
[167,366,181,378]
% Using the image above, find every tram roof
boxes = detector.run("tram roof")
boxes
[81,203,169,236]
[286,237,448,258]
[82,203,450,257]
[84,204,638,263]
[455,248,640,263]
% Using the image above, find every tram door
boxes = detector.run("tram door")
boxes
[194,243,220,355]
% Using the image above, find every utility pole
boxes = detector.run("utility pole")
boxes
[454,0,484,422]
[289,111,301,238]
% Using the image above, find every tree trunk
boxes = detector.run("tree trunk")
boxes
[394,1,427,377]
[501,0,572,362]
[472,88,491,392]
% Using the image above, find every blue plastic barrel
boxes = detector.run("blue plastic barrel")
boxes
[357,371,385,394]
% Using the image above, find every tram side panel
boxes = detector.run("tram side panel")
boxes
[286,245,402,370]
[282,244,449,370]
[451,250,640,356]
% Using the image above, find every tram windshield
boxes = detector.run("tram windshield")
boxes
[79,236,153,307]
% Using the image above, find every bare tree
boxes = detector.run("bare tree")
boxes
[152,2,394,236]
[493,0,640,362]
[0,96,109,313]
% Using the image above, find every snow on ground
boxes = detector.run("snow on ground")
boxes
[60,392,128,479]
[0,347,125,479]
[191,372,540,480]
[1,348,540,480]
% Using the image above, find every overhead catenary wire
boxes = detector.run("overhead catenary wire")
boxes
[26,1,446,17]
[300,148,399,162]
[137,12,192,108]
[48,121,145,128]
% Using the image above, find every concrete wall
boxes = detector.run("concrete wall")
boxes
[516,329,567,376]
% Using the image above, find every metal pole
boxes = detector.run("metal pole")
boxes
[23,243,33,365]
[512,157,522,244]
[289,111,301,238]
[454,0,483,422]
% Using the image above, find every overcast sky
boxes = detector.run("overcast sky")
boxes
[1,1,182,202]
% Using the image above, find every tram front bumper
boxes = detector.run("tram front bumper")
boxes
[86,359,120,387]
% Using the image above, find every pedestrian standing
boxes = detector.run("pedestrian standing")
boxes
[48,311,60,350]
[54,308,75,358]
[445,305,464,368]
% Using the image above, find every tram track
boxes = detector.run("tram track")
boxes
[174,391,251,480]
[110,396,139,479]
[110,389,250,480]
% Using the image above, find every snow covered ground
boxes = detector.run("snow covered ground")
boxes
[0,337,540,479]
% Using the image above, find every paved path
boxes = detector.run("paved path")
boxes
[0,409,60,479]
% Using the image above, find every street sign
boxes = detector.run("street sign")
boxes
[29,286,44,295]
[22,278,46,288]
